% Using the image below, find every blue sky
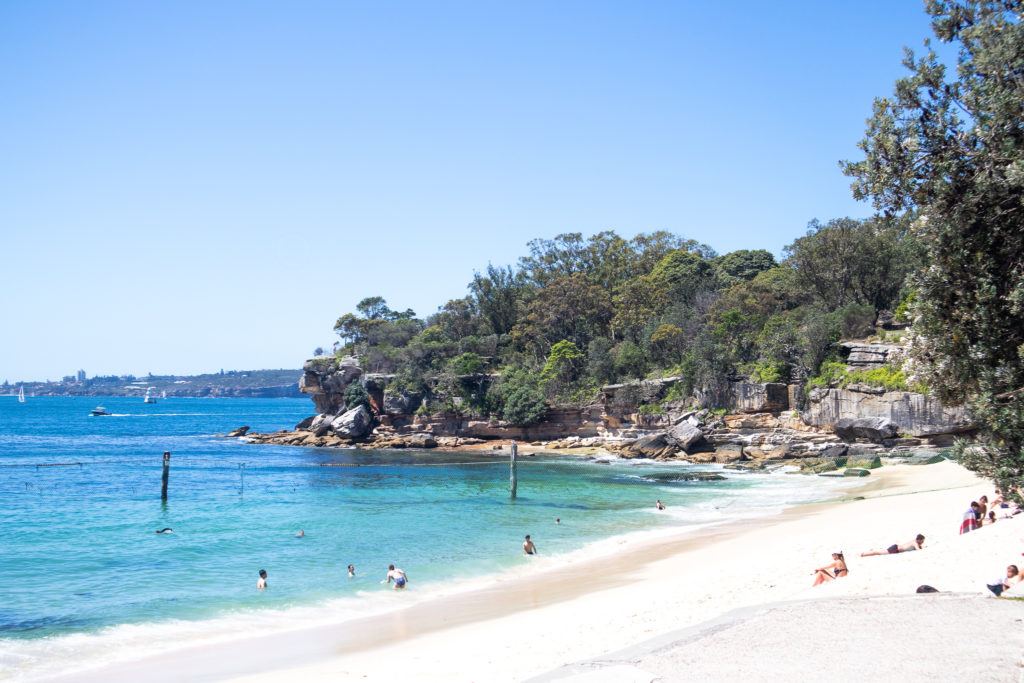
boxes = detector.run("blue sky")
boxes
[1,1,938,382]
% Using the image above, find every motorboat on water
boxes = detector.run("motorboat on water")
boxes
[90,406,110,416]
[143,388,157,404]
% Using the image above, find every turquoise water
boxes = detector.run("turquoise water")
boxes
[0,397,849,680]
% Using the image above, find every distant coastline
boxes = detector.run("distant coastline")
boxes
[5,368,303,399]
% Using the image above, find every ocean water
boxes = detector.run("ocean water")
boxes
[0,396,853,680]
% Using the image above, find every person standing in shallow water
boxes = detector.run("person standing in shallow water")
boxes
[385,564,407,589]
[523,535,537,555]
[257,569,267,589]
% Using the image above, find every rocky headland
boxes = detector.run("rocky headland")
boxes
[242,341,975,473]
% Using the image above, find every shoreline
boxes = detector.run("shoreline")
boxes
[49,459,1008,682]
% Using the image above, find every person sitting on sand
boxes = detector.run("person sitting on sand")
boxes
[961,502,981,534]
[257,569,267,589]
[861,534,925,556]
[385,564,407,589]
[986,565,1020,597]
[656,500,666,510]
[986,511,997,525]
[812,552,848,586]
[977,495,989,522]
[348,564,355,578]
[523,535,537,555]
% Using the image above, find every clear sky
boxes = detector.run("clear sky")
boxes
[1,1,939,382]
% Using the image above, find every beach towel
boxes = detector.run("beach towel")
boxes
[960,509,978,534]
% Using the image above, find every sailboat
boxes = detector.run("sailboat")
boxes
[18,386,25,403]
[161,390,167,399]
[143,388,157,404]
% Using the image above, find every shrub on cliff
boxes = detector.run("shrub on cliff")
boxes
[502,385,547,426]
[344,383,371,412]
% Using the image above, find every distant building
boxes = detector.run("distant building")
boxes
[77,369,86,382]
[62,375,75,383]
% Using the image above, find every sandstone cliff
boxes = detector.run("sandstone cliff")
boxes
[245,349,973,463]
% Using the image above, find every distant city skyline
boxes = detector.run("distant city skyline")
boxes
[1,2,942,381]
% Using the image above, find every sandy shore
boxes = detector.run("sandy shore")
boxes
[57,460,1022,682]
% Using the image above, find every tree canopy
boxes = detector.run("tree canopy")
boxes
[843,0,1024,495]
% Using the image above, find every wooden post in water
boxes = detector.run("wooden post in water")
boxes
[161,451,170,501]
[510,441,518,499]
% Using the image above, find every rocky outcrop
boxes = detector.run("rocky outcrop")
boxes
[300,356,362,414]
[834,417,899,443]
[331,405,372,438]
[665,421,704,452]
[729,382,790,413]
[839,341,898,369]
[803,386,973,437]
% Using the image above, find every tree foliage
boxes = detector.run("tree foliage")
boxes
[843,0,1024,495]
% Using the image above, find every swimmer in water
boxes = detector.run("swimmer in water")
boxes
[656,500,666,510]
[348,564,355,577]
[257,569,267,590]
[296,530,304,537]
[156,528,173,534]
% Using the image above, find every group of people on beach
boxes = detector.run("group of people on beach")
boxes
[812,486,1022,594]
[812,534,927,586]
[960,489,1020,534]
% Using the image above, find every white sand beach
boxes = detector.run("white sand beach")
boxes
[58,460,1023,682]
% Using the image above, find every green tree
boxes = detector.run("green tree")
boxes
[713,249,778,283]
[842,0,1024,496]
[540,340,585,385]
[469,264,526,336]
[783,218,915,318]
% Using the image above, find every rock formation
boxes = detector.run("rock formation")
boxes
[247,350,974,465]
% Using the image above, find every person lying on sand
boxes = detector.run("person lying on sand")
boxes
[812,552,848,586]
[986,565,1020,597]
[861,534,925,557]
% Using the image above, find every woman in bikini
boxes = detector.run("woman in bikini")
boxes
[812,552,848,586]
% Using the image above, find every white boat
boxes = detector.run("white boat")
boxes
[90,406,110,416]
[143,388,157,404]
[161,390,167,399]
[18,386,25,403]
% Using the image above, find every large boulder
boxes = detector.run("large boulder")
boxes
[330,405,372,438]
[404,432,438,448]
[622,434,676,458]
[834,417,899,443]
[310,413,334,437]
[665,422,704,452]
[294,415,317,431]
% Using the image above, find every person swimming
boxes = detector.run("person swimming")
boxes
[348,564,355,577]
[155,528,173,534]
